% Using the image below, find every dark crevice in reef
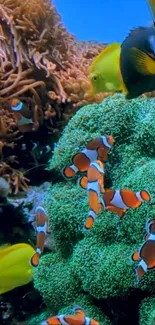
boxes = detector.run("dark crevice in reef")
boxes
[0,283,45,324]
[92,289,151,325]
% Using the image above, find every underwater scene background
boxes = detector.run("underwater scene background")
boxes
[0,1,155,325]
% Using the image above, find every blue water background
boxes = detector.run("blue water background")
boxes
[54,0,152,43]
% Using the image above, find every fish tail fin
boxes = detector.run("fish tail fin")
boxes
[131,251,140,261]
[78,175,88,190]
[84,211,96,230]
[45,317,61,325]
[30,252,40,267]
[61,165,77,180]
[73,306,85,317]
[140,190,151,202]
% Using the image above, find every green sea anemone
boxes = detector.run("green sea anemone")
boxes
[139,296,155,325]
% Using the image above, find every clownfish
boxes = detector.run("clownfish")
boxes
[145,217,155,240]
[62,135,114,180]
[30,206,49,267]
[100,189,151,218]
[79,160,105,230]
[10,98,33,126]
[132,218,155,278]
[41,306,99,325]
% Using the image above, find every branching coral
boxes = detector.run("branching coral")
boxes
[0,105,30,194]
[0,0,108,108]
[0,162,30,194]
[0,0,111,188]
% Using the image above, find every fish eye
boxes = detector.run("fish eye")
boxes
[93,76,97,81]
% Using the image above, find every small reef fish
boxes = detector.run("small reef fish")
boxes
[0,243,35,295]
[62,135,114,180]
[88,43,126,96]
[120,26,155,99]
[100,189,151,218]
[10,98,38,132]
[30,205,49,267]
[132,218,155,278]
[145,217,155,240]
[79,160,105,230]
[41,306,99,325]
[88,26,155,99]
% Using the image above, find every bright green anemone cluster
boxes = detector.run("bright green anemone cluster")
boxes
[31,94,155,324]
[139,296,155,325]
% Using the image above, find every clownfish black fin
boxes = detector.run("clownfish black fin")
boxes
[131,251,140,261]
[61,166,76,180]
[30,252,40,267]
[77,176,88,190]
[73,305,85,317]
[129,47,155,75]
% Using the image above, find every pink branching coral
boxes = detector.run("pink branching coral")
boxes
[0,0,111,193]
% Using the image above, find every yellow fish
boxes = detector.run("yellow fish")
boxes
[0,243,35,295]
[148,0,155,23]
[88,43,127,96]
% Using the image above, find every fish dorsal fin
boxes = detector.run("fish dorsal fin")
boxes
[88,42,121,74]
[123,27,147,43]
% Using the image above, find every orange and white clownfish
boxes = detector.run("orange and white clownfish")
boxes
[100,189,151,218]
[30,206,49,267]
[10,98,34,126]
[79,160,105,230]
[10,98,39,133]
[145,217,155,240]
[62,135,114,180]
[131,218,155,278]
[41,306,99,325]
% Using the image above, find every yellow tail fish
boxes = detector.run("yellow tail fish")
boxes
[88,42,127,96]
[147,0,155,23]
[0,243,35,295]
[88,26,155,99]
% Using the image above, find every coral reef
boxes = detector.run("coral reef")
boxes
[30,94,155,324]
[1,0,155,194]
[0,0,110,192]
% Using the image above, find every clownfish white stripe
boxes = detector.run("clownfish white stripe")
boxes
[81,148,98,161]
[11,101,23,111]
[36,247,41,255]
[90,162,104,174]
[18,116,33,126]
[110,190,129,210]
[35,206,47,215]
[70,164,79,173]
[139,259,148,273]
[85,317,91,325]
[87,181,100,195]
[100,197,106,209]
[101,136,111,148]
[145,220,150,234]
[36,221,47,234]
[148,233,155,241]
[89,210,97,219]
[135,191,143,202]
[58,315,69,325]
